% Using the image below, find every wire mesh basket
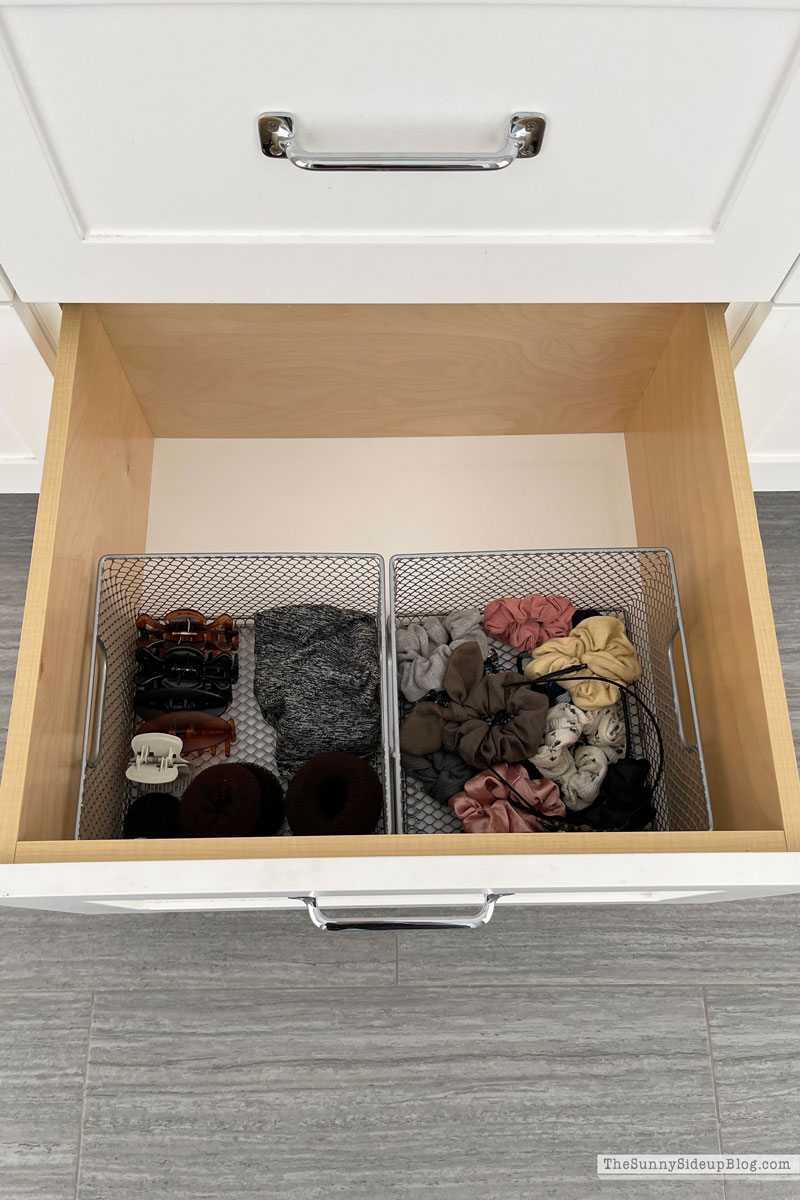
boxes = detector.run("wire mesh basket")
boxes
[388,549,712,836]
[77,553,391,839]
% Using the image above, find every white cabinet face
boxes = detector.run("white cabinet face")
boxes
[1,1,800,301]
[4,854,800,916]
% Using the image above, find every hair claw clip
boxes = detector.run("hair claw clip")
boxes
[135,713,237,758]
[136,609,239,653]
[125,733,190,784]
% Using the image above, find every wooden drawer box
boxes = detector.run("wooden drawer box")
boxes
[0,301,798,915]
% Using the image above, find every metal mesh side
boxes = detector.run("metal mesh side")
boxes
[77,553,389,839]
[388,549,712,836]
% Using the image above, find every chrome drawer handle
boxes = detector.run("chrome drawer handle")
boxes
[259,113,545,172]
[293,892,505,931]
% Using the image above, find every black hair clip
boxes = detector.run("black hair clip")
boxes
[135,645,238,710]
[486,709,512,729]
[134,681,232,720]
[483,649,501,675]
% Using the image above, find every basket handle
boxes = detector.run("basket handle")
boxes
[292,892,504,932]
[666,625,698,753]
[86,638,109,767]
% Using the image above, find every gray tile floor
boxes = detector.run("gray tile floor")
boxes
[1,492,799,1199]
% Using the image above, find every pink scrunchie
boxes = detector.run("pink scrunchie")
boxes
[484,594,577,653]
[449,763,565,833]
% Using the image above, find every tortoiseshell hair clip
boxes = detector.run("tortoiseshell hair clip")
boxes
[136,609,239,653]
[136,712,236,758]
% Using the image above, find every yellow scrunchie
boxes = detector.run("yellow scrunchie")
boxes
[523,615,642,710]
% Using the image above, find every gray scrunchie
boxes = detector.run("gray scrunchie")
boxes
[396,608,488,702]
[401,750,477,805]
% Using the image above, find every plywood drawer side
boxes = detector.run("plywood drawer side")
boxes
[626,304,800,846]
[0,306,154,860]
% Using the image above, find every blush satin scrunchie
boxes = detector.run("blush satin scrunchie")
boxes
[483,593,576,654]
[449,763,565,833]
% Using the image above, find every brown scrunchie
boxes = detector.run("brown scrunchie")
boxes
[399,641,549,768]
[179,764,261,837]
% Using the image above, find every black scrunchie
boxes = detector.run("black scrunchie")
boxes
[566,759,654,831]
[123,792,181,839]
[285,752,383,836]
[401,750,476,805]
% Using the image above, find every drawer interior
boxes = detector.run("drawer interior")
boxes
[2,302,798,863]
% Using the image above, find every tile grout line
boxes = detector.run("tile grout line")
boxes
[702,987,730,1200]
[0,988,107,995]
[395,933,399,985]
[0,980,791,996]
[701,987,725,1160]
[73,990,96,1200]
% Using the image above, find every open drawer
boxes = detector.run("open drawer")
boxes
[1,301,799,919]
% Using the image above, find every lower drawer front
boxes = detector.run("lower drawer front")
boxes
[3,854,800,916]
[0,301,798,888]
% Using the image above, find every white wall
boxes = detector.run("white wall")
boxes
[0,269,57,491]
[732,303,800,491]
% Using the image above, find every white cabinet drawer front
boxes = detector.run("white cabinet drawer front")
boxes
[3,855,800,915]
[1,2,800,299]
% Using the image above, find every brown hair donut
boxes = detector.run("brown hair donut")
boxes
[285,752,382,836]
[179,764,261,838]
